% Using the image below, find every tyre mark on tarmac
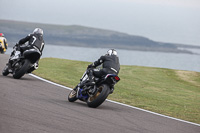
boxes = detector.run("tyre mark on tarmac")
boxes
[0,54,199,133]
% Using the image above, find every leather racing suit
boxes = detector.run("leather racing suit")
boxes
[0,36,8,53]
[86,54,120,87]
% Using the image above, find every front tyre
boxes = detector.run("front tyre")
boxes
[13,59,30,79]
[2,65,9,76]
[68,87,78,102]
[87,84,110,108]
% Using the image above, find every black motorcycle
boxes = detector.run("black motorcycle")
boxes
[68,68,120,108]
[2,45,41,79]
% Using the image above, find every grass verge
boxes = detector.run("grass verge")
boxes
[33,58,200,124]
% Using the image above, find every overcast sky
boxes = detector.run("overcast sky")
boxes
[0,0,200,46]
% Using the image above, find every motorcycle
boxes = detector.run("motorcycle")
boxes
[2,45,41,79]
[0,42,6,54]
[68,68,120,108]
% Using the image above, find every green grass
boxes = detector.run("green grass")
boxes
[33,58,200,124]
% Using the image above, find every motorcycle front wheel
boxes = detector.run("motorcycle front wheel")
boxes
[87,84,110,108]
[68,87,78,102]
[2,64,9,76]
[13,59,30,79]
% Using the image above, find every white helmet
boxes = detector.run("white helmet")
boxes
[33,28,43,35]
[107,49,117,56]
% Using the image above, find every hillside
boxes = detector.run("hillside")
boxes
[0,19,195,53]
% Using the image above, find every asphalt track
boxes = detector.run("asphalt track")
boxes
[0,54,199,133]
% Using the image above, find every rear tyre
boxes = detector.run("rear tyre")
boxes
[13,59,30,79]
[87,84,110,108]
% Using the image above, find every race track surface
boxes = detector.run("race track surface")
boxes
[0,54,199,133]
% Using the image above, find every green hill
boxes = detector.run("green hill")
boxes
[0,19,194,53]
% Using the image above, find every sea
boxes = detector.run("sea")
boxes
[5,44,200,72]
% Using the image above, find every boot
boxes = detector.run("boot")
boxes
[87,69,95,86]
[85,80,95,87]
[88,85,96,94]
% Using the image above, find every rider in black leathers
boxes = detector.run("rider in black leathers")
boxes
[85,49,120,87]
[7,28,45,70]
[17,28,45,53]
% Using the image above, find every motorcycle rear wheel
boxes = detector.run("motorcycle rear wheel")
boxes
[87,84,110,108]
[13,59,30,79]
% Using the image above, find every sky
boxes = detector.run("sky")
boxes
[0,0,200,46]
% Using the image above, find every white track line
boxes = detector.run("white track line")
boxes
[29,73,200,127]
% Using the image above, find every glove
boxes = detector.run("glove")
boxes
[87,63,94,69]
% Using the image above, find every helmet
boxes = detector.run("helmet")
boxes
[33,28,43,35]
[107,49,117,56]
[0,33,4,37]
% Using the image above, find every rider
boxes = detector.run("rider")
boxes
[7,28,45,70]
[84,49,120,89]
[0,33,8,53]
